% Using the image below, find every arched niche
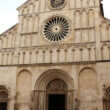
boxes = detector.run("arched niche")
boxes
[34,69,74,110]
[78,68,98,110]
[16,70,32,110]
[0,85,8,110]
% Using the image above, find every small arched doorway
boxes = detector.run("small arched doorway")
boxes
[34,69,74,110]
[0,86,8,110]
[46,79,67,110]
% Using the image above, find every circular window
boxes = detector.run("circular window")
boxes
[49,0,66,9]
[43,16,70,42]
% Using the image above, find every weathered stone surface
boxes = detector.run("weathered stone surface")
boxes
[0,0,110,110]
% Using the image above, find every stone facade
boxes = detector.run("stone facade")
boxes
[0,0,110,110]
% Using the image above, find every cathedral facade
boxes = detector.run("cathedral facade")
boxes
[0,0,110,110]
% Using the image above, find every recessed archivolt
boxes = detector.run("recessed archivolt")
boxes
[0,85,8,93]
[35,69,74,91]
[79,67,96,75]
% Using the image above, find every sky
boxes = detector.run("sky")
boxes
[0,0,110,34]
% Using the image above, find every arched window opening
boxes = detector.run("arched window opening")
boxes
[0,86,8,110]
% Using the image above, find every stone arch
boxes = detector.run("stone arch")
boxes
[34,69,74,110]
[78,67,98,110]
[16,70,32,110]
[35,69,74,91]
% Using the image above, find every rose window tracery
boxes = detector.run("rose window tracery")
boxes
[50,0,66,9]
[43,16,70,42]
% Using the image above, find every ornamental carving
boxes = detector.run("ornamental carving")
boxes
[47,79,67,91]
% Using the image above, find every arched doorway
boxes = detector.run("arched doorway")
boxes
[33,69,74,110]
[0,86,8,110]
[46,79,67,110]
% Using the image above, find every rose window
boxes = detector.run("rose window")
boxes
[50,0,66,9]
[43,16,70,42]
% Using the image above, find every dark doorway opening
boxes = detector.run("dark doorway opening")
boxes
[48,94,65,110]
[0,103,7,110]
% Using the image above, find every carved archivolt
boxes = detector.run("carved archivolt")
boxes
[47,79,67,91]
[0,86,8,102]
[34,69,74,91]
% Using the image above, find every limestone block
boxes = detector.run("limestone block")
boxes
[75,11,81,29]
[32,34,38,46]
[25,35,31,47]
[31,51,36,64]
[52,49,57,63]
[102,46,109,60]
[74,48,81,62]
[7,53,13,65]
[75,30,81,43]
[89,0,94,7]
[28,17,33,33]
[40,0,46,12]
[95,0,100,6]
[20,35,26,47]
[34,16,39,32]
[29,4,33,14]
[101,22,108,41]
[82,0,88,8]
[89,10,94,27]
[34,1,39,13]
[19,52,24,64]
[23,17,28,33]
[0,39,2,49]
[89,29,95,42]
[82,30,89,43]
[7,34,12,48]
[0,53,2,65]
[82,11,88,28]
[67,48,73,62]
[12,53,18,65]
[3,53,8,65]
[44,50,51,63]
[3,37,7,48]
[76,0,81,8]
[24,52,30,64]
[12,33,16,48]
[59,49,65,62]
[109,25,110,40]
[90,47,96,61]
[23,7,28,15]
[37,50,43,63]
[69,0,75,9]
[18,9,23,15]
[82,48,89,61]
[19,17,23,33]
